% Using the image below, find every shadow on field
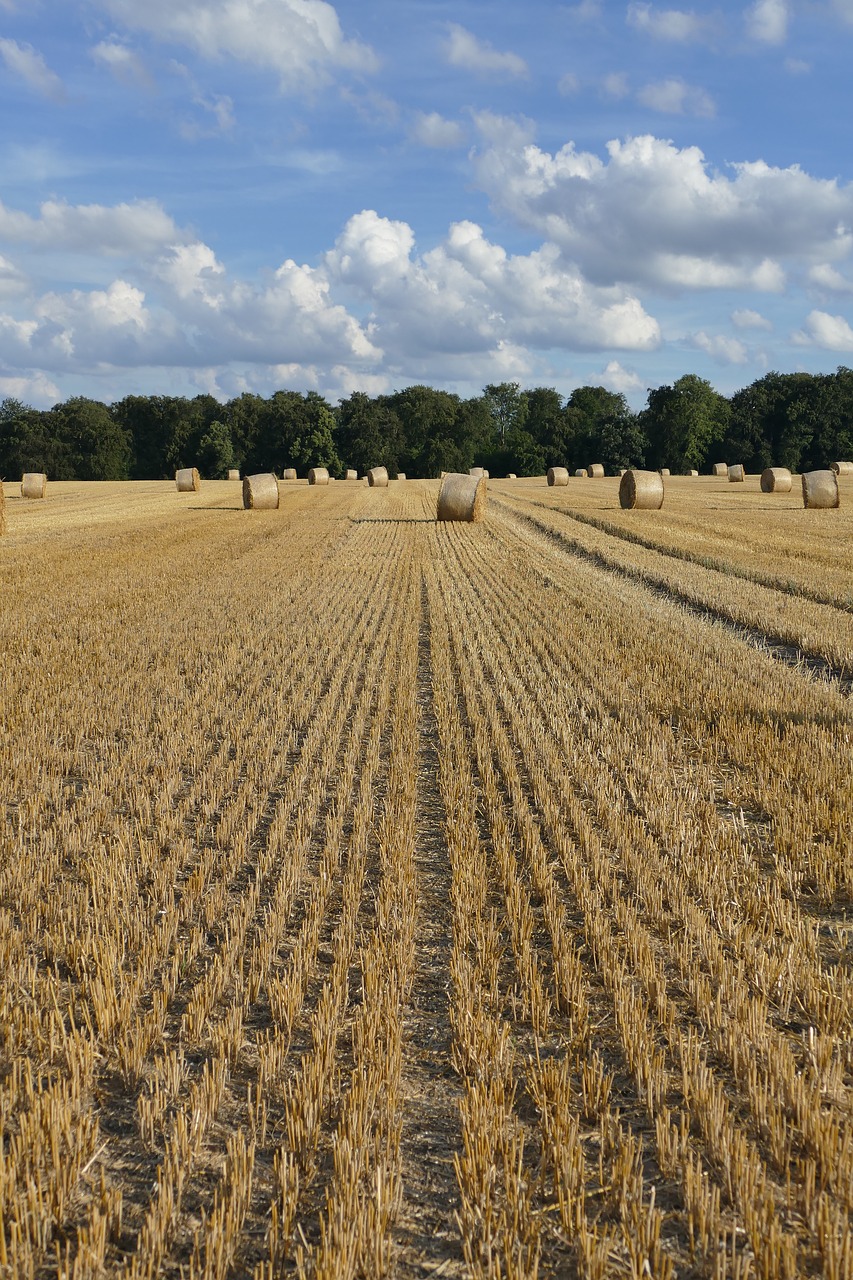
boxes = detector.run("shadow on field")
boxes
[350,517,435,524]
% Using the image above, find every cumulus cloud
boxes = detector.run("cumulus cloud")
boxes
[410,111,466,148]
[732,307,773,328]
[691,330,749,362]
[0,372,61,406]
[598,359,644,392]
[325,210,660,357]
[808,263,853,292]
[795,309,853,350]
[0,197,187,255]
[602,71,630,98]
[471,119,853,293]
[445,24,528,79]
[92,0,378,91]
[745,0,790,44]
[627,4,715,42]
[90,37,152,86]
[557,71,581,96]
[0,38,65,100]
[637,77,715,115]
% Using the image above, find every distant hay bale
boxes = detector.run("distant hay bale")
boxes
[687,469,699,476]
[760,467,792,493]
[728,464,745,482]
[619,469,664,510]
[469,466,487,478]
[712,462,728,477]
[437,472,486,523]
[242,473,279,510]
[21,472,47,499]
[618,468,627,476]
[506,473,517,480]
[831,460,853,475]
[574,468,588,478]
[547,467,569,487]
[588,463,605,478]
[283,468,297,481]
[308,467,329,485]
[396,472,406,481]
[175,467,200,492]
[227,469,240,480]
[367,466,389,487]
[660,468,671,477]
[0,483,5,536]
[345,469,358,480]
[802,469,840,509]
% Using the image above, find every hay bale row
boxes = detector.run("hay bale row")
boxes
[760,467,792,493]
[367,466,389,487]
[831,460,853,475]
[802,470,839,509]
[547,467,569,487]
[243,473,279,509]
[308,467,329,486]
[437,472,486,522]
[22,472,47,499]
[619,469,664,510]
[728,464,745,483]
[175,468,200,492]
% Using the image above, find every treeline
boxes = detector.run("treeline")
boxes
[2,369,852,482]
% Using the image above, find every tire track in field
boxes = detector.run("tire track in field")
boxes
[392,570,465,1278]
[493,495,853,694]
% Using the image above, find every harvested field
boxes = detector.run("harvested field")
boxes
[0,477,851,1279]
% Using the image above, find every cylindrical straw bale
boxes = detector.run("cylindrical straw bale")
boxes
[396,472,406,481]
[367,466,389,487]
[21,472,47,499]
[242,473,279,510]
[712,462,728,476]
[760,467,792,493]
[175,467,200,492]
[506,473,517,480]
[802,469,840,509]
[659,468,671,477]
[619,469,664,510]
[547,466,569,486]
[437,472,486,523]
[469,466,485,477]
[227,469,240,480]
[728,464,745,482]
[687,469,699,476]
[0,482,5,535]
[283,468,297,480]
[574,468,588,478]
[588,463,605,478]
[345,469,358,480]
[831,460,853,475]
[308,467,329,485]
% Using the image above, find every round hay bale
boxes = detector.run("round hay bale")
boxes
[437,472,486,522]
[0,482,6,536]
[619,469,664,510]
[282,468,297,481]
[547,466,569,487]
[345,469,358,480]
[660,468,671,477]
[21,472,47,499]
[802,469,840,509]
[367,466,389,487]
[687,469,699,476]
[396,472,406,481]
[588,463,605,478]
[574,468,588,478]
[830,460,853,475]
[506,473,517,480]
[760,467,792,493]
[308,467,329,485]
[728,464,745,482]
[227,469,240,480]
[469,466,485,478]
[242,473,279,509]
[175,467,201,492]
[618,468,627,476]
[712,462,728,477]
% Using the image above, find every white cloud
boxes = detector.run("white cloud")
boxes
[0,197,187,255]
[0,253,27,298]
[626,3,715,42]
[0,373,61,407]
[410,111,466,149]
[180,92,235,139]
[471,121,853,293]
[445,24,528,79]
[93,0,378,91]
[0,38,65,100]
[637,77,715,116]
[602,71,630,98]
[745,0,790,44]
[90,37,152,86]
[325,210,660,358]
[598,359,644,392]
[557,72,581,96]
[691,330,749,362]
[732,307,773,328]
[808,263,853,292]
[795,309,853,350]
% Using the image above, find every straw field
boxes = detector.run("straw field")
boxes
[0,476,851,1279]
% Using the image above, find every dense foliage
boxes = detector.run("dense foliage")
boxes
[1,369,851,481]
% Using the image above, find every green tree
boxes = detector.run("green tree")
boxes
[568,386,641,470]
[197,420,236,479]
[641,375,729,472]
[483,382,529,445]
[52,397,133,480]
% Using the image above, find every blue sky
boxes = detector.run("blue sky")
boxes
[1,0,853,409]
